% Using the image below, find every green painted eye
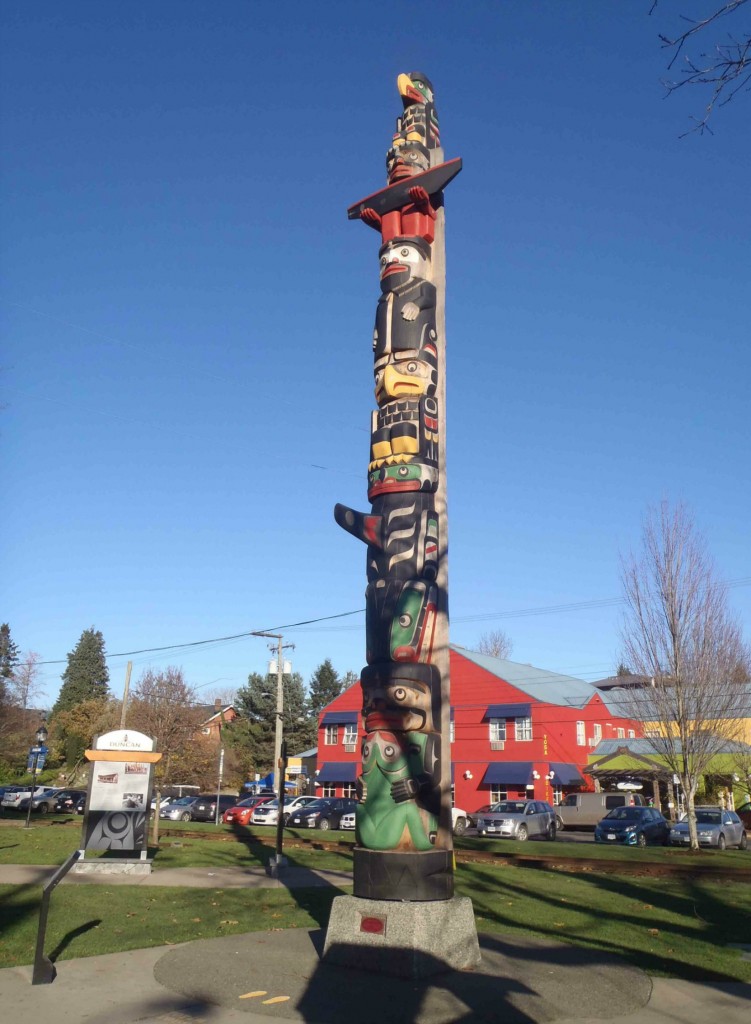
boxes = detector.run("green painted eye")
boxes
[398,614,412,628]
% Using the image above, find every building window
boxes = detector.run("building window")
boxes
[321,783,336,798]
[576,721,585,746]
[593,723,602,744]
[552,785,562,805]
[343,723,357,745]
[628,729,635,739]
[515,716,532,742]
[449,719,455,743]
[489,786,508,804]
[488,719,506,742]
[342,783,357,799]
[325,725,339,745]
[201,727,211,735]
[617,728,625,739]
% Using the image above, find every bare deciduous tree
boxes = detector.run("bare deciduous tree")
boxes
[652,0,751,135]
[474,629,514,660]
[620,501,750,849]
[128,667,205,787]
[10,651,43,710]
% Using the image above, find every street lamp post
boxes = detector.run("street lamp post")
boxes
[24,722,49,830]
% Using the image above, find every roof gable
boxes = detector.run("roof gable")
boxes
[452,646,598,710]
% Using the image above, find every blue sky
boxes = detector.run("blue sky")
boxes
[2,1,749,710]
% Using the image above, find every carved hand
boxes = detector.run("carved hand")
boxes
[401,301,420,321]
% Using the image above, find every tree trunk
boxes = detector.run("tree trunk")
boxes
[683,776,699,851]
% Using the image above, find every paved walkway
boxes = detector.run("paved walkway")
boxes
[1,864,749,1023]
[0,862,352,889]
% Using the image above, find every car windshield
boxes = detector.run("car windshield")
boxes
[297,800,328,811]
[491,801,529,814]
[170,797,197,806]
[604,807,642,821]
[695,811,722,825]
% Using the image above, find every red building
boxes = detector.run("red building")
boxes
[315,646,642,814]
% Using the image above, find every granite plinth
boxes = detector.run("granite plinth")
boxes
[74,857,153,875]
[322,893,481,978]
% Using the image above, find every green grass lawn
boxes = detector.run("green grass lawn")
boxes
[2,818,750,982]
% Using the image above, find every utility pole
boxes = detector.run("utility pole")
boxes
[119,660,132,730]
[250,631,295,790]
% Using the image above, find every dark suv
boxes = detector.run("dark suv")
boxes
[188,793,239,822]
[286,797,357,830]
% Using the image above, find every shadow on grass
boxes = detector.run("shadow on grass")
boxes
[458,859,751,983]
[49,918,102,962]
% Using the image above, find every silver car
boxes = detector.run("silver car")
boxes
[669,807,747,850]
[476,799,556,841]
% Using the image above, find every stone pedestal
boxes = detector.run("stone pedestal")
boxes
[73,857,152,876]
[322,894,480,979]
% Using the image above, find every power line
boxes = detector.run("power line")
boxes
[33,576,751,668]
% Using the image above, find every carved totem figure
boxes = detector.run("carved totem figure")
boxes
[336,73,461,902]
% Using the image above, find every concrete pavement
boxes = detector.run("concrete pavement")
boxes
[0,864,749,1022]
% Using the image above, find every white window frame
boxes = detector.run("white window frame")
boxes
[324,724,339,745]
[449,719,455,743]
[342,783,357,799]
[617,727,625,739]
[628,729,635,739]
[489,786,508,804]
[488,718,506,743]
[321,783,336,798]
[576,721,585,746]
[515,716,533,742]
[342,723,357,745]
[593,723,602,744]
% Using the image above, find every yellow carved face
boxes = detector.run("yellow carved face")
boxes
[375,360,433,403]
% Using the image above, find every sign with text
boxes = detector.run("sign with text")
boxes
[82,730,161,853]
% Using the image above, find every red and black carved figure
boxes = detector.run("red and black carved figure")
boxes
[336,73,461,901]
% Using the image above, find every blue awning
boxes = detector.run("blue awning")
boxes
[481,762,534,786]
[548,762,585,786]
[321,711,359,725]
[316,762,358,782]
[482,703,531,720]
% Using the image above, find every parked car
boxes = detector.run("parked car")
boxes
[1,785,57,812]
[222,796,275,825]
[736,801,751,830]
[555,791,645,831]
[188,793,239,822]
[338,805,468,835]
[160,796,201,821]
[251,796,319,826]
[18,788,67,814]
[452,806,469,836]
[286,797,357,830]
[594,806,669,847]
[476,799,556,841]
[54,789,87,813]
[468,805,493,829]
[669,807,747,850]
[75,795,86,814]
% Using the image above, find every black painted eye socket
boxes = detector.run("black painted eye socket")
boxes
[381,257,387,265]
[363,744,371,758]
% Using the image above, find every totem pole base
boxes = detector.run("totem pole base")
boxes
[322,893,481,979]
[353,846,453,901]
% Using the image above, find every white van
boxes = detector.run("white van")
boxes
[555,791,645,830]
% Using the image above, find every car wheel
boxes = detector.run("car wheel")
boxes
[739,832,748,851]
[282,813,290,825]
[180,812,191,822]
[547,823,556,841]
[516,825,528,842]
[555,816,564,832]
[318,817,330,831]
[717,833,726,851]
[479,829,487,837]
[637,832,647,848]
[38,803,49,815]
[453,816,467,836]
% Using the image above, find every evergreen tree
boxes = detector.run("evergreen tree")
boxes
[307,659,343,718]
[230,669,315,773]
[0,623,20,684]
[0,623,20,720]
[53,627,110,715]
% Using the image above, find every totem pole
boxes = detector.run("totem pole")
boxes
[335,73,462,902]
